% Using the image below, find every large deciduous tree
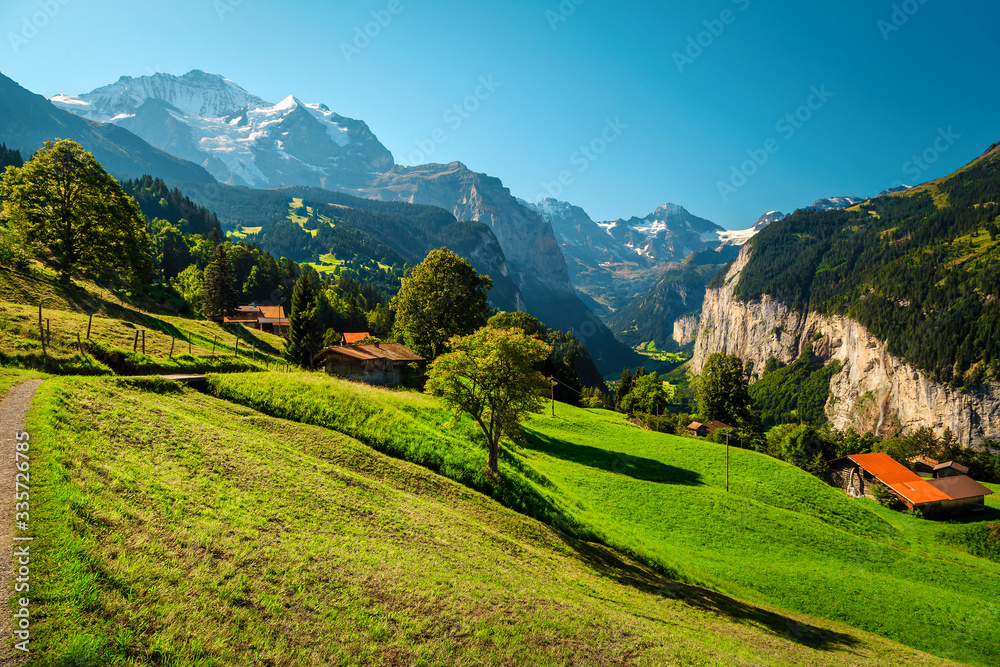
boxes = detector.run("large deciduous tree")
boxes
[699,353,762,434]
[426,326,551,477]
[390,247,493,359]
[0,139,152,285]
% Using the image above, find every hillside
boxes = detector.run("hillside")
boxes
[732,143,1000,387]
[11,372,969,666]
[203,373,1000,666]
[0,264,284,375]
[694,144,1000,442]
[608,249,738,353]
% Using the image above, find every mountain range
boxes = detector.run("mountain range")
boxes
[17,69,634,372]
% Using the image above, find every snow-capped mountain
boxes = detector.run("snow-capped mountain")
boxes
[807,196,865,211]
[51,70,393,188]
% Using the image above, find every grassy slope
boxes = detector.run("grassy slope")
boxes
[0,265,285,374]
[520,405,1000,667]
[23,376,964,667]
[203,373,1000,666]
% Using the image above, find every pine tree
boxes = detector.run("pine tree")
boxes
[202,245,239,319]
[615,367,634,412]
[286,267,324,368]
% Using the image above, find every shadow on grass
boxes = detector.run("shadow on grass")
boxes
[560,533,862,652]
[521,430,703,485]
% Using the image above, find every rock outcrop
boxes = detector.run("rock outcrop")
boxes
[693,245,1000,445]
[672,315,700,347]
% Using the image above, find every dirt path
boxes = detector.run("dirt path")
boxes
[0,381,42,666]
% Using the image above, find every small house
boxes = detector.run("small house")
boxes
[687,422,708,437]
[223,305,290,335]
[927,475,994,513]
[932,461,970,479]
[687,421,733,437]
[828,452,991,517]
[908,456,939,476]
[314,342,426,386]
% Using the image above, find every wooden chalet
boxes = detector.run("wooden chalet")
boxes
[314,343,426,386]
[687,421,733,437]
[223,305,290,335]
[908,456,939,476]
[932,461,970,479]
[828,452,992,517]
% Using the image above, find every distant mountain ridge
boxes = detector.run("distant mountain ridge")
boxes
[51,70,393,189]
[0,71,214,184]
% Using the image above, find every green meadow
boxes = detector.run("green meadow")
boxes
[18,376,966,666]
[203,373,1000,666]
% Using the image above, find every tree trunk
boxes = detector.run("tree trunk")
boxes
[487,438,499,477]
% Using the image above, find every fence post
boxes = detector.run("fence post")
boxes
[87,313,93,340]
[38,310,46,359]
[46,319,50,345]
[212,336,217,355]
[133,330,139,353]
[142,330,145,356]
[169,336,175,358]
[234,338,239,357]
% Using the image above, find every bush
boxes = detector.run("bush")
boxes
[871,482,904,511]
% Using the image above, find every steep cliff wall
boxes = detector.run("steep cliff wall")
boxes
[693,245,1000,445]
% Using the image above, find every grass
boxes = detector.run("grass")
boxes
[24,375,967,666]
[203,373,1000,666]
[0,264,287,375]
[519,404,1000,667]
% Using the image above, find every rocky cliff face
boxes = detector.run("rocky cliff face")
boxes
[673,315,700,347]
[694,245,1000,445]
[357,162,571,297]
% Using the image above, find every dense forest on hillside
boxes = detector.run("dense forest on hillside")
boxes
[0,143,23,170]
[121,176,223,239]
[176,181,523,310]
[734,146,1000,387]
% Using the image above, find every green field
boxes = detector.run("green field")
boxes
[203,373,1000,666]
[15,375,966,666]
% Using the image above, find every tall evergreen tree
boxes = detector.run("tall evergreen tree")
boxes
[615,367,634,412]
[286,267,324,368]
[202,245,239,319]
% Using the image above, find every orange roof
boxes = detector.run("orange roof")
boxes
[258,305,286,320]
[343,332,370,344]
[847,453,951,505]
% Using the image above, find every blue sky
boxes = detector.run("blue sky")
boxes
[2,0,998,228]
